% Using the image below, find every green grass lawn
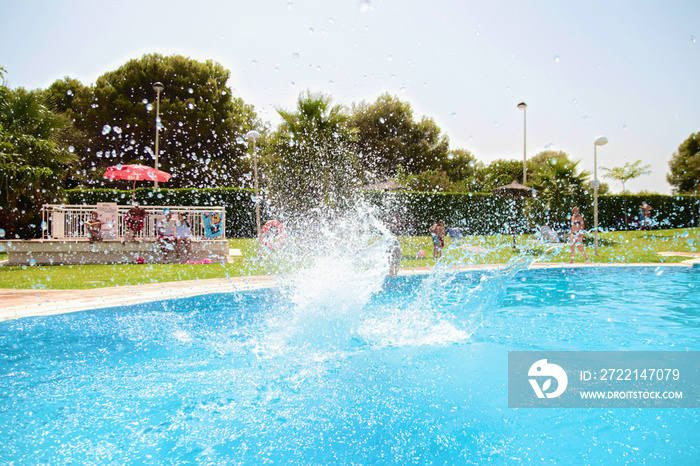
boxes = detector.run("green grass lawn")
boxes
[1,229,698,290]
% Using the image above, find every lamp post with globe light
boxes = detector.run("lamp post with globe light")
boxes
[152,82,165,188]
[517,102,527,184]
[246,130,262,240]
[593,135,608,255]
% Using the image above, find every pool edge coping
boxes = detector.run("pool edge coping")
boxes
[1,261,697,321]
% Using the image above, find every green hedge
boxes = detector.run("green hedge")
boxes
[365,191,699,236]
[64,188,699,238]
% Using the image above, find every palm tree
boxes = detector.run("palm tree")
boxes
[267,91,359,214]
[527,151,590,227]
[0,86,77,237]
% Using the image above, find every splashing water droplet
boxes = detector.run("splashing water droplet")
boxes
[251,60,258,66]
[691,35,696,43]
[554,55,560,63]
[188,88,194,94]
[451,112,457,118]
[359,0,372,13]
[188,103,194,109]
[102,125,112,135]
[142,99,148,104]
[293,52,300,59]
[66,90,73,96]
[113,126,122,135]
[573,98,578,106]
[623,124,628,130]
[146,103,154,111]
[328,17,335,24]
[387,55,393,62]
[287,1,293,10]
[0,229,5,238]
[308,27,314,35]
[379,117,385,124]
[68,146,75,153]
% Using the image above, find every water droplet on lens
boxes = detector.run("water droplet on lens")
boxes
[554,55,560,63]
[102,124,111,135]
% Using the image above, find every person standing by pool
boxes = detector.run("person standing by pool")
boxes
[568,206,589,263]
[639,201,653,229]
[429,219,446,260]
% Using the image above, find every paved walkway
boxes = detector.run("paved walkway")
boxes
[1,259,698,322]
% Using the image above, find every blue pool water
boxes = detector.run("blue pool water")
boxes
[1,266,699,464]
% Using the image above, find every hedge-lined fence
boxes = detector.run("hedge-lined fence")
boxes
[65,188,699,238]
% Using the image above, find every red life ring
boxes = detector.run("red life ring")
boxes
[261,220,285,250]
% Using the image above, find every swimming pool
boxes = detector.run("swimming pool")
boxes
[1,266,698,464]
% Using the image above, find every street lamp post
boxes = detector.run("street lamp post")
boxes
[152,82,165,188]
[517,102,527,184]
[593,135,609,256]
[246,130,262,242]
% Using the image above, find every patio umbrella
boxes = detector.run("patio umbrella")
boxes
[103,164,172,200]
[492,180,534,248]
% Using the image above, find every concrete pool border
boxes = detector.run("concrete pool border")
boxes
[1,260,698,322]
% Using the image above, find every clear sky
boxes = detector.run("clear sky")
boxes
[2,0,698,193]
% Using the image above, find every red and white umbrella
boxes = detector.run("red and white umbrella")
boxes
[103,164,172,199]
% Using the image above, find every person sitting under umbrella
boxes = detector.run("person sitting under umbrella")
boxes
[175,213,193,261]
[86,211,103,243]
[157,210,177,261]
[125,202,147,241]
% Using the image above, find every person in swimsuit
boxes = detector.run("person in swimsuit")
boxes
[568,206,589,263]
[639,201,653,229]
[429,219,446,260]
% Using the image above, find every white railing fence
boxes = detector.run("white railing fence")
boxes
[41,204,227,240]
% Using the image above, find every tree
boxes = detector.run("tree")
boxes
[479,159,523,191]
[440,148,485,192]
[348,94,449,177]
[667,132,700,194]
[0,86,78,237]
[266,91,360,214]
[600,160,651,193]
[52,54,259,188]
